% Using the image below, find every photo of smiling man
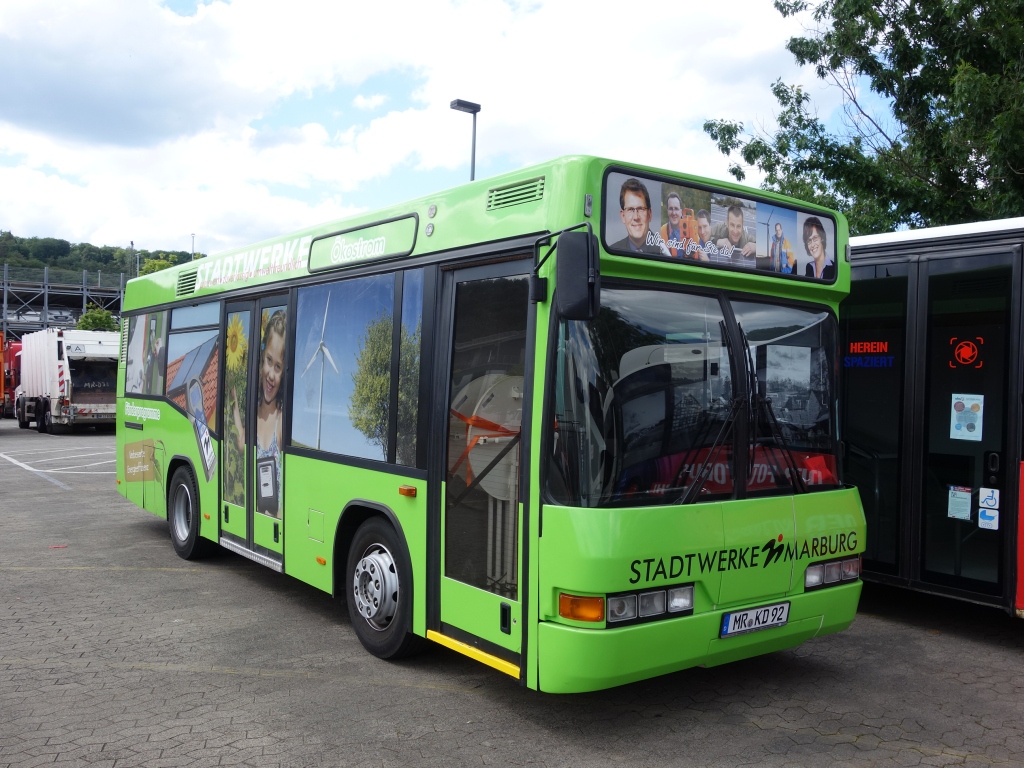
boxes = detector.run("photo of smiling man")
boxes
[709,199,757,266]
[611,177,662,255]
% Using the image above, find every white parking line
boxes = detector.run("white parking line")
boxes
[0,453,72,490]
[1,446,101,457]
[47,470,116,474]
[32,451,114,464]
[44,459,116,471]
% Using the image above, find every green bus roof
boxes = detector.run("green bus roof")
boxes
[123,155,849,312]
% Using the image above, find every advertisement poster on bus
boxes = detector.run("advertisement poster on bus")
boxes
[603,170,837,282]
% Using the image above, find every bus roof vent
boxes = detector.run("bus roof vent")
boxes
[176,268,198,297]
[487,177,545,211]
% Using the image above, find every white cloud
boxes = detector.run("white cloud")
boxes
[352,94,388,111]
[0,0,844,253]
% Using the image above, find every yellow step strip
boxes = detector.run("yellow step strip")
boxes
[426,630,520,679]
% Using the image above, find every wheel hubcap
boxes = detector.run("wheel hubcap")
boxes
[352,544,399,631]
[171,484,192,542]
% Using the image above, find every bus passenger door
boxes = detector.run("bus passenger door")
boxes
[221,303,254,548]
[250,298,289,559]
[916,253,1017,597]
[434,260,532,671]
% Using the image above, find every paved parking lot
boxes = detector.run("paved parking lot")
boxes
[1,417,1023,767]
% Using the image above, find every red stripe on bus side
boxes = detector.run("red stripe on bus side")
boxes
[1017,463,1024,612]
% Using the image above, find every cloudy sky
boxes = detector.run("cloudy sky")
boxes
[0,0,842,256]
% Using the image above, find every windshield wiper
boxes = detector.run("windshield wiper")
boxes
[759,395,809,493]
[672,395,744,505]
[737,326,808,494]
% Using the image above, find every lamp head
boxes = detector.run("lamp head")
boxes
[450,99,481,114]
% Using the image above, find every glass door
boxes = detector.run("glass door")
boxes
[435,260,531,659]
[917,254,1017,595]
[840,264,912,576]
[220,295,289,564]
[221,302,254,546]
[251,298,289,557]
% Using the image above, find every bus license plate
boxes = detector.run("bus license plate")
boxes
[720,602,790,637]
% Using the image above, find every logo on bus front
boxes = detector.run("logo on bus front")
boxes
[628,532,859,584]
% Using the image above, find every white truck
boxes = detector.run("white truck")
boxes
[15,328,120,433]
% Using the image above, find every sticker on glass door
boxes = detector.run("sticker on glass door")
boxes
[947,486,972,521]
[949,394,983,441]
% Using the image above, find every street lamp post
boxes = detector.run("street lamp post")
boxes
[450,99,481,181]
[191,233,195,260]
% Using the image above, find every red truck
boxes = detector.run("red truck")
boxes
[1,340,22,419]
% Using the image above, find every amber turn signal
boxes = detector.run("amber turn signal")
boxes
[398,485,417,497]
[316,556,327,565]
[559,593,604,622]
[203,513,210,520]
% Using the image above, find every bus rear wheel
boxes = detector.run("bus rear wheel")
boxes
[168,466,213,560]
[346,517,424,660]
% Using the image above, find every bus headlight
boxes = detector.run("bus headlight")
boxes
[842,557,861,580]
[607,594,637,623]
[805,563,825,588]
[824,561,843,584]
[667,585,694,612]
[805,556,861,590]
[638,590,666,617]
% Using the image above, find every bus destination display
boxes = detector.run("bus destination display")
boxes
[604,170,837,282]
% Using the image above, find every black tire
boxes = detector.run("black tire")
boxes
[16,399,29,429]
[36,401,49,434]
[167,465,214,560]
[346,517,425,660]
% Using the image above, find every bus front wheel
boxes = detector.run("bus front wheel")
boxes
[346,517,424,660]
[168,466,213,560]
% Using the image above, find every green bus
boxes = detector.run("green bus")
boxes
[116,155,865,693]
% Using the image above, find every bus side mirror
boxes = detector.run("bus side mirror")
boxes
[556,232,600,321]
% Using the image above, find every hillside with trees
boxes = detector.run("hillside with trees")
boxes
[0,230,205,276]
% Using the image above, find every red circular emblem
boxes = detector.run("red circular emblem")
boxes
[954,341,978,365]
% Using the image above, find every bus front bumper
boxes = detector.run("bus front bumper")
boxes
[537,582,861,693]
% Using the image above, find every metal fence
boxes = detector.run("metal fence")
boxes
[3,266,120,287]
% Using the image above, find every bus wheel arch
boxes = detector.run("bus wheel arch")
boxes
[333,501,408,598]
[336,502,424,659]
[165,458,214,560]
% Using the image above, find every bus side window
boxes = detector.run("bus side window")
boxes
[291,273,397,462]
[396,269,424,467]
[125,311,168,396]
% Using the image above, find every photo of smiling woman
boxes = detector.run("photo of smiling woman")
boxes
[801,216,834,280]
[232,307,287,518]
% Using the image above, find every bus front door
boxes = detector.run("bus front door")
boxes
[434,260,532,670]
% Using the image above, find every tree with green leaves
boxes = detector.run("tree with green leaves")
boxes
[350,314,421,465]
[76,303,118,331]
[704,0,1024,235]
[139,258,174,275]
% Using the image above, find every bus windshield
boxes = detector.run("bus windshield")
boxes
[547,286,839,508]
